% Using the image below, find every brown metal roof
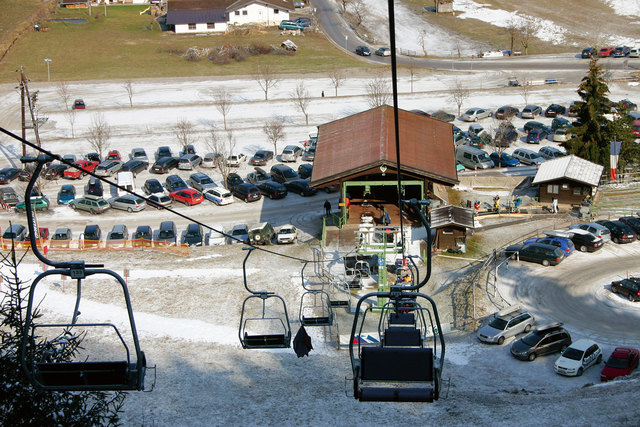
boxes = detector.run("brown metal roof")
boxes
[310,105,458,187]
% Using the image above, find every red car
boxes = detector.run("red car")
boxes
[170,189,204,206]
[106,150,122,161]
[63,160,99,179]
[598,46,615,57]
[600,347,639,382]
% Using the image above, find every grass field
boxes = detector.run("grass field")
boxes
[0,5,365,83]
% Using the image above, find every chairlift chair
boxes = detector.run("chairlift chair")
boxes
[298,262,334,327]
[238,248,291,349]
[19,154,150,392]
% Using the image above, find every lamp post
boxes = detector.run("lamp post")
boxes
[43,58,52,82]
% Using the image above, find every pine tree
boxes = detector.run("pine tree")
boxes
[0,241,126,425]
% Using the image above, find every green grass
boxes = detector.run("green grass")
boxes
[0,5,367,83]
[0,0,43,44]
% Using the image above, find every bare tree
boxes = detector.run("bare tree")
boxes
[263,117,285,155]
[339,0,352,13]
[489,117,514,167]
[210,88,233,130]
[350,0,367,28]
[407,62,417,93]
[449,79,469,116]
[206,128,233,187]
[418,29,428,56]
[327,68,345,96]
[225,129,236,156]
[290,82,311,126]
[174,118,196,153]
[65,109,77,138]
[505,18,519,56]
[519,76,531,104]
[123,80,134,108]
[517,24,534,55]
[252,64,280,101]
[86,113,112,160]
[366,72,390,109]
[56,81,71,111]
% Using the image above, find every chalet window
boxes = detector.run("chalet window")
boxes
[547,184,559,194]
[561,183,569,190]
[188,23,196,30]
[207,22,215,29]
[442,228,454,235]
[573,187,581,195]
[274,8,279,13]
[242,10,247,15]
[235,10,240,15]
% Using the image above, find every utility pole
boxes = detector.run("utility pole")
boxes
[18,67,42,154]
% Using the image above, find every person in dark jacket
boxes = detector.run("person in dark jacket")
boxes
[324,200,331,217]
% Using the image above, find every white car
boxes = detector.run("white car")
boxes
[202,153,217,168]
[203,187,233,206]
[226,153,246,167]
[460,108,492,122]
[277,224,298,244]
[130,148,148,163]
[208,225,226,246]
[554,339,602,376]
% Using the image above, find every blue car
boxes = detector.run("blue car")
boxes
[57,184,76,205]
[524,236,575,256]
[490,152,520,167]
[526,129,549,144]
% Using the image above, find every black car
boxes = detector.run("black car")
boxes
[613,46,630,57]
[249,150,274,166]
[156,146,173,160]
[86,152,101,162]
[150,157,178,174]
[165,175,188,193]
[155,221,177,245]
[494,106,519,120]
[355,45,371,56]
[298,163,313,179]
[430,110,455,122]
[257,180,288,199]
[183,223,203,246]
[0,167,21,184]
[284,179,318,197]
[523,121,547,133]
[544,104,566,118]
[581,47,595,58]
[619,216,640,234]
[85,177,103,198]
[143,178,164,195]
[44,164,69,180]
[611,277,640,302]
[83,224,102,247]
[504,242,565,266]
[232,183,261,203]
[121,159,148,176]
[132,225,153,247]
[270,164,298,183]
[566,229,604,252]
[510,323,572,361]
[226,172,244,190]
[614,99,637,112]
[596,220,637,244]
[493,123,518,147]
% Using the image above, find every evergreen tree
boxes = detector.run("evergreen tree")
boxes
[0,242,126,426]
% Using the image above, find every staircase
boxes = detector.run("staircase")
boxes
[592,183,640,218]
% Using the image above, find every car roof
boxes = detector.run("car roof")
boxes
[568,339,597,351]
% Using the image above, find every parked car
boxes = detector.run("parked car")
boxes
[226,153,246,167]
[226,172,244,190]
[2,224,28,242]
[512,148,545,166]
[613,46,631,57]
[183,223,203,246]
[493,123,518,147]
[180,144,196,156]
[177,154,202,170]
[610,277,640,302]
[302,146,316,161]
[476,305,535,345]
[526,128,549,144]
[150,157,179,174]
[50,227,72,248]
[278,20,304,30]
[619,216,640,235]
[281,145,303,162]
[143,178,163,195]
[228,224,249,244]
[581,47,596,58]
[155,221,177,245]
[64,160,98,179]
[553,128,572,142]
[544,104,566,117]
[15,196,50,213]
[257,180,288,199]
[248,222,275,245]
[132,225,153,247]
[106,150,121,161]
[284,179,318,196]
[277,224,298,244]
[121,159,148,176]
[86,176,103,198]
[44,164,69,180]
[598,46,615,57]
[110,194,147,212]
[165,175,189,193]
[203,187,234,206]
[544,229,603,252]
[155,146,173,160]
[72,99,86,109]
[523,121,547,133]
[188,172,216,192]
[232,183,261,203]
[510,323,571,361]
[249,150,274,166]
[460,107,492,122]
[539,146,565,160]
[489,152,519,167]
[494,106,519,120]
[521,105,542,118]
[595,220,637,244]
[551,117,571,131]
[375,47,391,56]
[569,222,612,243]
[504,242,565,266]
[106,224,129,248]
[246,167,271,185]
[601,347,639,382]
[0,168,21,184]
[293,16,311,26]
[170,189,204,206]
[130,148,149,163]
[467,124,486,139]
[0,186,19,206]
[298,163,313,179]
[554,339,602,377]
[147,193,172,209]
[201,152,217,168]
[94,160,122,177]
[86,152,101,162]
[69,197,110,214]
[524,236,575,257]
[630,47,640,58]
[455,146,493,170]
[270,164,299,183]
[83,224,102,247]
[18,166,34,182]
[57,184,76,205]
[568,101,580,117]
[355,45,371,56]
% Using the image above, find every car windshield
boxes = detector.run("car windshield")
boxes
[562,348,584,361]
[281,227,294,234]
[488,317,508,330]
[283,169,297,178]
[521,332,542,346]
[110,233,124,239]
[232,228,247,236]
[60,188,74,196]
[464,109,475,115]
[477,153,490,162]
[158,230,174,239]
[97,200,109,207]
[186,230,200,237]
[605,356,628,369]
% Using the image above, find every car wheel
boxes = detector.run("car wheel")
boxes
[579,245,587,252]
[528,353,536,361]
[70,204,76,210]
[524,324,531,333]
[541,259,550,267]
[474,117,478,122]
[127,207,133,213]
[90,209,97,215]
[577,367,583,376]
[629,293,635,302]
[497,336,505,345]
[596,354,602,364]
[244,197,249,203]
[560,345,568,353]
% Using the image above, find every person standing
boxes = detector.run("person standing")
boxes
[324,199,331,217]
[552,197,558,214]
[321,90,325,98]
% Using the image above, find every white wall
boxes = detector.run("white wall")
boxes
[228,3,290,27]
[174,22,228,34]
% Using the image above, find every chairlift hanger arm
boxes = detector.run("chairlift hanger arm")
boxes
[398,199,432,291]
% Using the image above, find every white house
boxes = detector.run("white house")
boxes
[166,0,294,34]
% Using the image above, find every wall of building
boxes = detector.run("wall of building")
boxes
[538,179,593,204]
[228,3,290,26]
[174,21,227,34]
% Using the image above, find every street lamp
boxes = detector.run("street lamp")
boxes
[43,58,52,82]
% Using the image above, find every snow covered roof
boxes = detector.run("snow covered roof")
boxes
[532,155,604,187]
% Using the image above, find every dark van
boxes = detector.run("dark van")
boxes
[270,164,298,183]
[506,242,565,266]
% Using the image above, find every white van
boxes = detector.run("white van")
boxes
[455,146,494,170]
[116,171,135,196]
[208,224,226,246]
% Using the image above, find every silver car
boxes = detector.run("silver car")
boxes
[110,194,147,212]
[106,224,129,248]
[477,305,536,345]
[460,107,492,122]
[94,160,122,177]
[521,105,542,118]
[228,224,249,244]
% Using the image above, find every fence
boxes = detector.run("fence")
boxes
[1,238,191,256]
